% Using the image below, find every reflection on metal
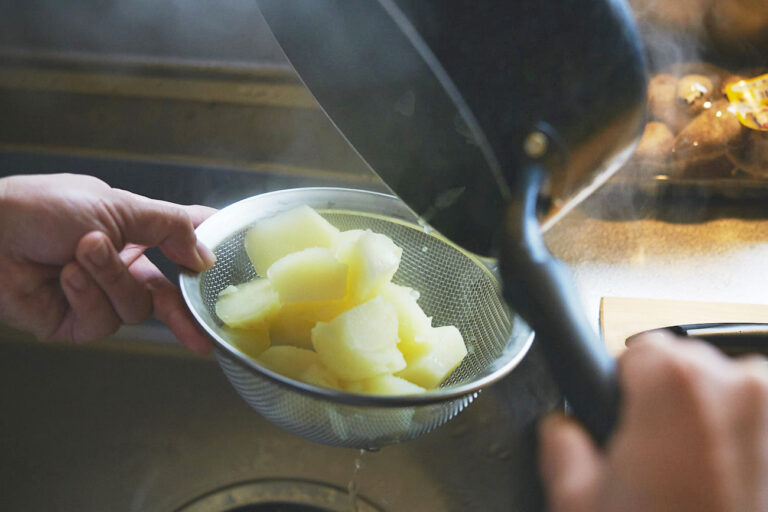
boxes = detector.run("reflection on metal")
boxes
[0,51,374,182]
[175,479,380,512]
[0,143,382,184]
[523,132,549,159]
[0,67,317,108]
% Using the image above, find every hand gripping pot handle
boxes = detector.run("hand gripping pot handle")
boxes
[501,166,619,445]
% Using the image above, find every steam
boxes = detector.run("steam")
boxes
[0,0,287,68]
[628,0,706,70]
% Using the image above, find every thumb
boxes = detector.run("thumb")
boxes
[538,413,604,512]
[109,190,216,272]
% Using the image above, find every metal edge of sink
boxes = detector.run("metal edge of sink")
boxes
[0,54,563,508]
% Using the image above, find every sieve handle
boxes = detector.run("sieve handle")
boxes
[500,165,619,445]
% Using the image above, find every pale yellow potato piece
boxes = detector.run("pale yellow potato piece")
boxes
[215,279,281,329]
[301,363,341,389]
[312,297,406,381]
[380,282,432,359]
[395,325,468,389]
[331,229,365,260]
[345,375,425,395]
[245,205,339,276]
[225,325,271,359]
[337,230,403,302]
[258,346,340,389]
[267,247,348,303]
[269,300,350,349]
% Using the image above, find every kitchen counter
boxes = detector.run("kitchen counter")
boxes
[546,185,768,344]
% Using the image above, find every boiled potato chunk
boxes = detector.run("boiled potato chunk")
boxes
[331,229,365,260]
[380,283,432,359]
[395,326,467,389]
[225,325,271,359]
[345,375,425,395]
[337,230,403,302]
[312,297,406,381]
[269,300,350,349]
[225,207,469,396]
[258,346,340,389]
[215,279,281,329]
[245,205,339,276]
[267,248,348,303]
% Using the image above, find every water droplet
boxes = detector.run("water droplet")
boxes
[421,246,428,253]
[347,448,378,511]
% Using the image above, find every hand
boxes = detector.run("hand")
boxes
[0,173,216,353]
[539,333,768,512]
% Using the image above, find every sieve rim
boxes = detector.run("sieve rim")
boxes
[180,187,534,407]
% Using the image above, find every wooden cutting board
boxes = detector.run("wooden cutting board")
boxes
[600,297,768,355]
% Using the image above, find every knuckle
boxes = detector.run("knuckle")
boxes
[157,202,189,230]
[738,372,768,409]
[657,352,703,392]
[98,259,128,288]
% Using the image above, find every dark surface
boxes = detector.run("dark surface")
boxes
[0,336,561,511]
[0,0,287,66]
[227,505,328,512]
[0,149,562,511]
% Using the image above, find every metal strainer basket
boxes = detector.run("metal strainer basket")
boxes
[180,188,533,449]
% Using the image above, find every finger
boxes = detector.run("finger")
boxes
[58,261,121,342]
[119,243,149,267]
[737,353,768,371]
[538,413,603,512]
[620,332,729,393]
[110,190,216,272]
[128,255,213,354]
[75,231,153,325]
[180,204,217,227]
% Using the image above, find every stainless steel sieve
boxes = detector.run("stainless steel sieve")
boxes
[179,187,533,449]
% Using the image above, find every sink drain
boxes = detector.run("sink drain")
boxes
[175,479,380,512]
[227,505,327,512]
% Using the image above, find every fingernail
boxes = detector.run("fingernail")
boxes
[196,240,216,269]
[88,235,110,267]
[65,266,88,291]
[626,328,675,347]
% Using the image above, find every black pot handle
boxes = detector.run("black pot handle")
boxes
[500,165,619,445]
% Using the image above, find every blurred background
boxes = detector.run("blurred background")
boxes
[0,0,385,209]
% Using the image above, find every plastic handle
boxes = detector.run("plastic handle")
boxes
[500,165,619,445]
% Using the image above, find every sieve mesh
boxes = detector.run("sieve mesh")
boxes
[181,189,532,448]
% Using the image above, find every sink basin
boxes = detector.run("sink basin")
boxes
[0,328,560,511]
[0,77,561,509]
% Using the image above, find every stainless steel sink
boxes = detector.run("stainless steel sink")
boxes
[0,47,562,510]
[0,326,560,512]
[0,150,561,512]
